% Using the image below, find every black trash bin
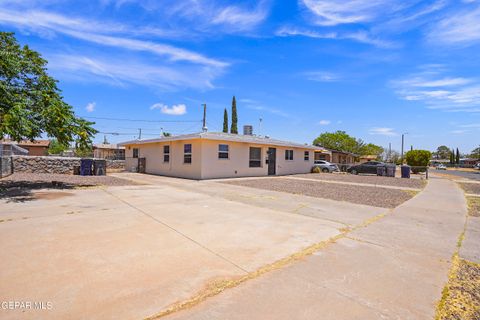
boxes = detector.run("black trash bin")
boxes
[386,164,396,177]
[401,165,411,179]
[376,164,386,176]
[93,159,107,176]
[80,158,93,176]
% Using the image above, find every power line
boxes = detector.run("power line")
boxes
[84,116,202,123]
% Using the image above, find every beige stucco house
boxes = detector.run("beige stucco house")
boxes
[120,132,316,179]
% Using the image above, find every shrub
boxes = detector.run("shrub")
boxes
[405,150,432,173]
[311,166,321,173]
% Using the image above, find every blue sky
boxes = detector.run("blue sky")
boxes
[1,0,479,154]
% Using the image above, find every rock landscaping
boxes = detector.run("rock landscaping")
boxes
[222,177,415,208]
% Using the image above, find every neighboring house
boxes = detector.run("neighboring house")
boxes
[314,148,332,162]
[329,149,358,164]
[93,144,125,160]
[0,139,50,156]
[359,155,378,163]
[460,158,479,167]
[120,132,316,179]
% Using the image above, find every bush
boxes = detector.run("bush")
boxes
[311,166,321,173]
[405,150,431,173]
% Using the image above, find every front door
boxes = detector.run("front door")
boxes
[138,157,146,173]
[268,148,276,175]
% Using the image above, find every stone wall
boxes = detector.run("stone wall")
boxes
[0,156,13,178]
[12,155,81,174]
[10,156,125,175]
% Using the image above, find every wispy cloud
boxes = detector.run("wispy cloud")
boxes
[210,1,269,32]
[48,54,222,90]
[241,99,290,118]
[428,3,480,46]
[369,127,398,136]
[392,66,480,112]
[150,103,187,115]
[276,26,396,48]
[318,120,331,125]
[85,102,96,112]
[304,71,341,82]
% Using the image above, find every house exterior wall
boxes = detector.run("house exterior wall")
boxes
[125,139,203,179]
[125,138,314,179]
[21,146,48,156]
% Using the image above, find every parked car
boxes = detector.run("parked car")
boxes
[347,161,385,175]
[475,163,480,170]
[313,160,339,173]
[436,164,447,170]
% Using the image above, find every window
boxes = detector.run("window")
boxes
[218,144,229,159]
[304,151,310,161]
[184,144,192,164]
[285,150,293,161]
[163,145,170,163]
[249,147,261,167]
[133,148,139,158]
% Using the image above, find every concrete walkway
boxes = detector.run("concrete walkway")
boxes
[166,177,467,320]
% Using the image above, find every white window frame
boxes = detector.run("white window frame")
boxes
[218,144,229,159]
[184,144,192,164]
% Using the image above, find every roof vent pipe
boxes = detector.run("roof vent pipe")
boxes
[202,103,208,132]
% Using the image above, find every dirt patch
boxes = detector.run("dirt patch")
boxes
[0,172,139,203]
[436,256,480,320]
[34,191,75,200]
[460,183,480,195]
[467,197,480,217]
[222,178,414,208]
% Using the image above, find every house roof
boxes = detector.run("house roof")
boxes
[119,132,317,150]
[327,149,358,157]
[1,139,50,147]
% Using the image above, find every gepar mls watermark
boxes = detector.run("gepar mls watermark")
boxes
[1,301,53,310]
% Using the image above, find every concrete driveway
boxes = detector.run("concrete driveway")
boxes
[0,173,386,320]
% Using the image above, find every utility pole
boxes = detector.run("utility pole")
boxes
[202,104,208,132]
[401,133,408,165]
[138,128,142,140]
[389,142,391,163]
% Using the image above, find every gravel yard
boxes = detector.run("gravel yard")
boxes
[1,173,139,202]
[222,177,416,208]
[459,182,480,195]
[1,172,138,187]
[293,173,426,189]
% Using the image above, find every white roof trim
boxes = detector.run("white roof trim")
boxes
[119,132,317,150]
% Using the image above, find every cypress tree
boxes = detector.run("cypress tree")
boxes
[456,148,460,164]
[223,108,228,133]
[230,96,238,134]
[450,149,455,165]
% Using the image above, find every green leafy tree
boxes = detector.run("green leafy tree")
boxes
[0,32,97,149]
[405,150,432,173]
[313,131,359,153]
[223,108,228,133]
[230,96,238,134]
[456,148,460,164]
[434,145,451,159]
[48,139,68,155]
[450,148,455,165]
[471,147,480,159]
[359,143,384,158]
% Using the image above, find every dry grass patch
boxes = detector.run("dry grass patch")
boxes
[436,255,480,320]
[467,197,480,217]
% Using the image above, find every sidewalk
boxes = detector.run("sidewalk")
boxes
[165,177,467,320]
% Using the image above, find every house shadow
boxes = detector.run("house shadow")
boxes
[0,180,78,203]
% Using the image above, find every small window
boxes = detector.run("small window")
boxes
[285,150,293,161]
[304,151,310,161]
[218,144,229,159]
[184,144,192,164]
[163,145,170,163]
[249,147,261,167]
[133,148,139,158]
